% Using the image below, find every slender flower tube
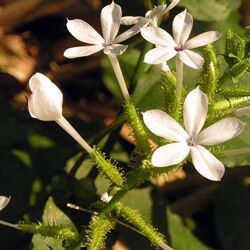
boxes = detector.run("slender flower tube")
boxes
[142,87,245,181]
[141,10,220,69]
[28,73,93,153]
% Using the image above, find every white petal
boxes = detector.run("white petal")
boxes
[0,196,10,211]
[141,26,176,47]
[173,10,193,46]
[183,87,208,138]
[114,22,147,43]
[142,109,188,141]
[159,61,170,72]
[178,49,204,69]
[64,45,103,58]
[152,143,190,167]
[233,106,250,118]
[145,4,166,26]
[103,44,128,56]
[66,19,104,44]
[144,47,177,64]
[191,145,225,181]
[28,73,63,121]
[185,31,221,49]
[120,16,143,25]
[165,0,180,11]
[100,192,113,203]
[197,117,245,146]
[101,1,121,42]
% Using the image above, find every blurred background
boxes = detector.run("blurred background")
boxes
[0,0,249,249]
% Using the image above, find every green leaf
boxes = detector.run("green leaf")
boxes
[167,209,211,250]
[121,186,153,221]
[133,67,166,111]
[179,0,241,21]
[215,179,250,250]
[31,197,80,250]
[28,134,55,149]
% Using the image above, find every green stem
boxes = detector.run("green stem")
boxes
[218,87,250,98]
[88,216,115,250]
[108,55,130,101]
[220,148,250,157]
[211,97,250,112]
[124,99,151,155]
[90,147,125,187]
[116,203,173,250]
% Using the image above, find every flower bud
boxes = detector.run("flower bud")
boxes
[0,196,10,211]
[28,73,63,121]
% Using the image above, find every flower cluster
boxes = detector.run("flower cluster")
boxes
[27,1,246,184]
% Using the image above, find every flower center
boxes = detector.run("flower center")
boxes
[175,46,183,52]
[103,40,112,47]
[186,136,196,146]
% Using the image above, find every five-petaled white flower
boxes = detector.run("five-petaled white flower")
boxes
[142,87,245,181]
[28,73,63,121]
[141,10,220,69]
[64,1,135,58]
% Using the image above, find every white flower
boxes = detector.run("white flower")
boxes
[141,10,220,69]
[121,0,180,28]
[64,1,135,58]
[28,73,93,153]
[121,0,179,73]
[0,196,10,211]
[100,192,113,203]
[142,87,245,181]
[28,73,63,121]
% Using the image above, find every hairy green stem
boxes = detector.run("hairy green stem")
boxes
[88,216,115,250]
[91,147,125,187]
[211,97,250,112]
[125,99,151,155]
[220,148,250,157]
[116,203,173,250]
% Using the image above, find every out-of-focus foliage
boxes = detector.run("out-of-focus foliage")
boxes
[0,0,249,249]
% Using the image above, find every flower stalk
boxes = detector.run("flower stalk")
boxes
[108,55,130,101]
[0,220,19,230]
[56,116,93,154]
